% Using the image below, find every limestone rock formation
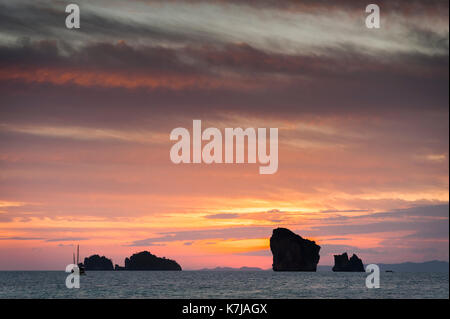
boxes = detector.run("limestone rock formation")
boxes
[83,254,114,270]
[332,252,365,272]
[124,251,182,271]
[270,228,321,271]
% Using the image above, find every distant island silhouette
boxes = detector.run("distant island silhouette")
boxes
[124,251,181,271]
[316,260,449,272]
[84,254,114,271]
[81,251,182,271]
[73,229,448,273]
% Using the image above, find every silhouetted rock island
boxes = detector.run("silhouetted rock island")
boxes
[270,228,321,271]
[332,252,364,272]
[124,251,182,271]
[83,254,114,270]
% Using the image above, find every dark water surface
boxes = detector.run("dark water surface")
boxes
[0,271,447,298]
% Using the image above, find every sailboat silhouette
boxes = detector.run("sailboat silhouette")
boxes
[72,244,86,275]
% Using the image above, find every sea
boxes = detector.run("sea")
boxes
[0,271,448,299]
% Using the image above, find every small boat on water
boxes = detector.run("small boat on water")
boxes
[72,245,86,275]
[385,270,394,273]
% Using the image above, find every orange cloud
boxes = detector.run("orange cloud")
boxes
[0,67,262,90]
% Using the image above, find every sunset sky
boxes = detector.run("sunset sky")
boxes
[0,0,448,270]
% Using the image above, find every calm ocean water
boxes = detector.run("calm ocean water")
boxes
[0,271,448,299]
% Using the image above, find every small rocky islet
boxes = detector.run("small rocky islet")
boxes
[332,252,365,272]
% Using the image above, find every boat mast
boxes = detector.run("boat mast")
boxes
[77,245,79,264]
